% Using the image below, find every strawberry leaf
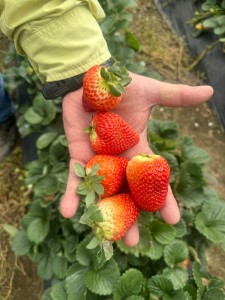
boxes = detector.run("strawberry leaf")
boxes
[163,240,189,268]
[89,210,104,222]
[181,136,209,166]
[52,254,67,279]
[12,229,33,256]
[149,220,176,245]
[163,268,188,290]
[148,275,174,297]
[86,236,99,250]
[108,82,126,97]
[93,183,104,195]
[102,241,114,261]
[74,163,85,177]
[195,202,225,243]
[85,190,96,207]
[65,263,88,300]
[51,282,67,300]
[27,218,50,244]
[147,238,164,260]
[113,268,144,300]
[76,234,105,269]
[100,67,110,81]
[84,259,120,296]
[88,163,101,175]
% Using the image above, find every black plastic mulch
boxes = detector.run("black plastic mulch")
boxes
[155,0,225,132]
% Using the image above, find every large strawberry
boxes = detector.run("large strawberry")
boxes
[126,154,170,212]
[93,193,140,241]
[86,112,140,155]
[86,155,129,198]
[82,62,132,111]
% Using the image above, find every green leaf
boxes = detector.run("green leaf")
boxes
[74,163,85,177]
[85,259,120,295]
[164,240,189,268]
[163,268,188,290]
[49,141,68,164]
[125,31,140,51]
[113,268,144,300]
[195,202,225,242]
[2,224,18,237]
[76,234,104,269]
[34,175,59,196]
[52,254,68,279]
[202,288,225,300]
[93,183,104,195]
[85,190,96,207]
[149,220,176,245]
[146,238,164,260]
[174,219,187,238]
[124,297,145,300]
[89,209,104,222]
[41,288,53,300]
[24,107,44,124]
[181,137,209,166]
[86,236,99,249]
[66,263,88,300]
[202,16,218,28]
[37,253,54,280]
[27,218,50,243]
[33,93,56,125]
[192,262,203,289]
[36,132,58,149]
[164,289,192,300]
[148,275,173,297]
[148,120,179,141]
[51,282,67,300]
[12,229,33,256]
[88,163,100,175]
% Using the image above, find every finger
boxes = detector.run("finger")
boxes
[122,222,139,247]
[154,81,214,107]
[60,158,82,218]
[159,186,180,224]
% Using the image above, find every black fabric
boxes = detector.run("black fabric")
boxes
[155,0,225,132]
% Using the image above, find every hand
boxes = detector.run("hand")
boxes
[60,72,213,247]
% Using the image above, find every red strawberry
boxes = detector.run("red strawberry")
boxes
[86,155,129,198]
[82,62,132,111]
[94,193,140,241]
[86,112,140,155]
[126,154,170,212]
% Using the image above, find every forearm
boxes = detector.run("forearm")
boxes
[0,0,111,83]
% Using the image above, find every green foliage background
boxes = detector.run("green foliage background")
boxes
[2,1,225,299]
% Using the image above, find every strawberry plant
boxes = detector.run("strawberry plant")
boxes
[192,0,225,44]
[7,118,225,299]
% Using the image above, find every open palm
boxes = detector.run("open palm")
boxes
[61,72,213,246]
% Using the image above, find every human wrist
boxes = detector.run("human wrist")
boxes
[42,58,113,100]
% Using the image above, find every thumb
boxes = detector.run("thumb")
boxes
[60,158,82,218]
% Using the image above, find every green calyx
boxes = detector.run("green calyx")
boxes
[100,61,132,97]
[74,162,105,207]
[75,162,114,261]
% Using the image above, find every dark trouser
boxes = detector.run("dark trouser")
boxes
[0,74,14,123]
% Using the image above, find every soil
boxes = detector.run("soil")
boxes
[1,1,225,298]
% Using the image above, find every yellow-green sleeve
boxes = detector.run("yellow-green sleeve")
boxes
[0,0,111,83]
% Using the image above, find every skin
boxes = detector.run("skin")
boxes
[61,72,213,247]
